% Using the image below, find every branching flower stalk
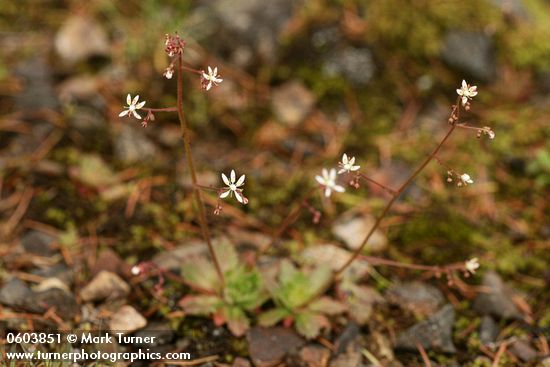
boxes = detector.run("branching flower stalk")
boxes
[335,96,467,277]
[174,53,225,286]
[120,33,229,287]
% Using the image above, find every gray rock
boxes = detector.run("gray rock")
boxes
[114,124,157,164]
[132,322,174,347]
[332,212,387,253]
[490,0,528,19]
[324,47,376,86]
[334,322,360,355]
[473,271,522,320]
[32,277,70,294]
[248,327,305,367]
[80,271,130,302]
[441,31,496,82]
[109,305,147,333]
[194,0,296,67]
[31,263,72,286]
[55,15,110,64]
[14,57,58,112]
[21,230,57,257]
[0,278,33,309]
[386,281,445,316]
[289,344,330,367]
[272,81,315,126]
[330,323,361,367]
[509,339,538,362]
[479,315,498,345]
[33,288,79,319]
[395,304,456,353]
[0,277,78,318]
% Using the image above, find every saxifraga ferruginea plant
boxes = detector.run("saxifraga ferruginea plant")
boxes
[121,33,493,334]
[120,33,249,288]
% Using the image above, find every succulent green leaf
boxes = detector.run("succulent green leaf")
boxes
[224,266,268,310]
[257,308,291,327]
[272,262,334,310]
[216,240,239,273]
[308,264,332,298]
[307,297,347,315]
[279,259,299,285]
[295,311,330,339]
[179,295,220,315]
[181,257,220,292]
[222,306,250,337]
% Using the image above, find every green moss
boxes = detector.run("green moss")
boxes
[365,0,500,59]
[391,206,478,262]
[503,0,550,70]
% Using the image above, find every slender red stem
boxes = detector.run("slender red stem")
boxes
[335,99,462,277]
[357,172,397,195]
[260,187,319,254]
[143,107,178,113]
[176,54,225,286]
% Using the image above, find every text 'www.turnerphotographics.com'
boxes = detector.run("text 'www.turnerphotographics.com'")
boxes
[2,332,192,363]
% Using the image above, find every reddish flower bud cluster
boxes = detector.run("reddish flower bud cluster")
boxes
[164,33,186,57]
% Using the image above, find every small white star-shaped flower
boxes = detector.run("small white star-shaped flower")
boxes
[338,153,360,174]
[456,80,478,106]
[459,173,474,186]
[315,168,345,197]
[119,94,146,119]
[220,170,246,204]
[202,66,223,91]
[465,257,480,274]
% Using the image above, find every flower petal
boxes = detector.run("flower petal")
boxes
[119,110,129,117]
[136,101,146,109]
[127,94,132,105]
[234,190,244,203]
[315,175,325,185]
[230,170,236,183]
[334,185,345,193]
[132,95,140,105]
[132,111,142,119]
[222,173,230,186]
[324,187,332,197]
[236,174,245,187]
[342,153,348,164]
[220,190,231,199]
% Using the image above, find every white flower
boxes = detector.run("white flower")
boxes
[220,169,246,204]
[465,257,480,274]
[119,94,146,119]
[459,173,474,186]
[131,265,141,276]
[163,67,174,79]
[456,80,478,106]
[338,153,360,174]
[202,66,223,91]
[315,168,345,197]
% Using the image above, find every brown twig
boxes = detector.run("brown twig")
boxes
[2,188,34,237]
[416,342,432,367]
